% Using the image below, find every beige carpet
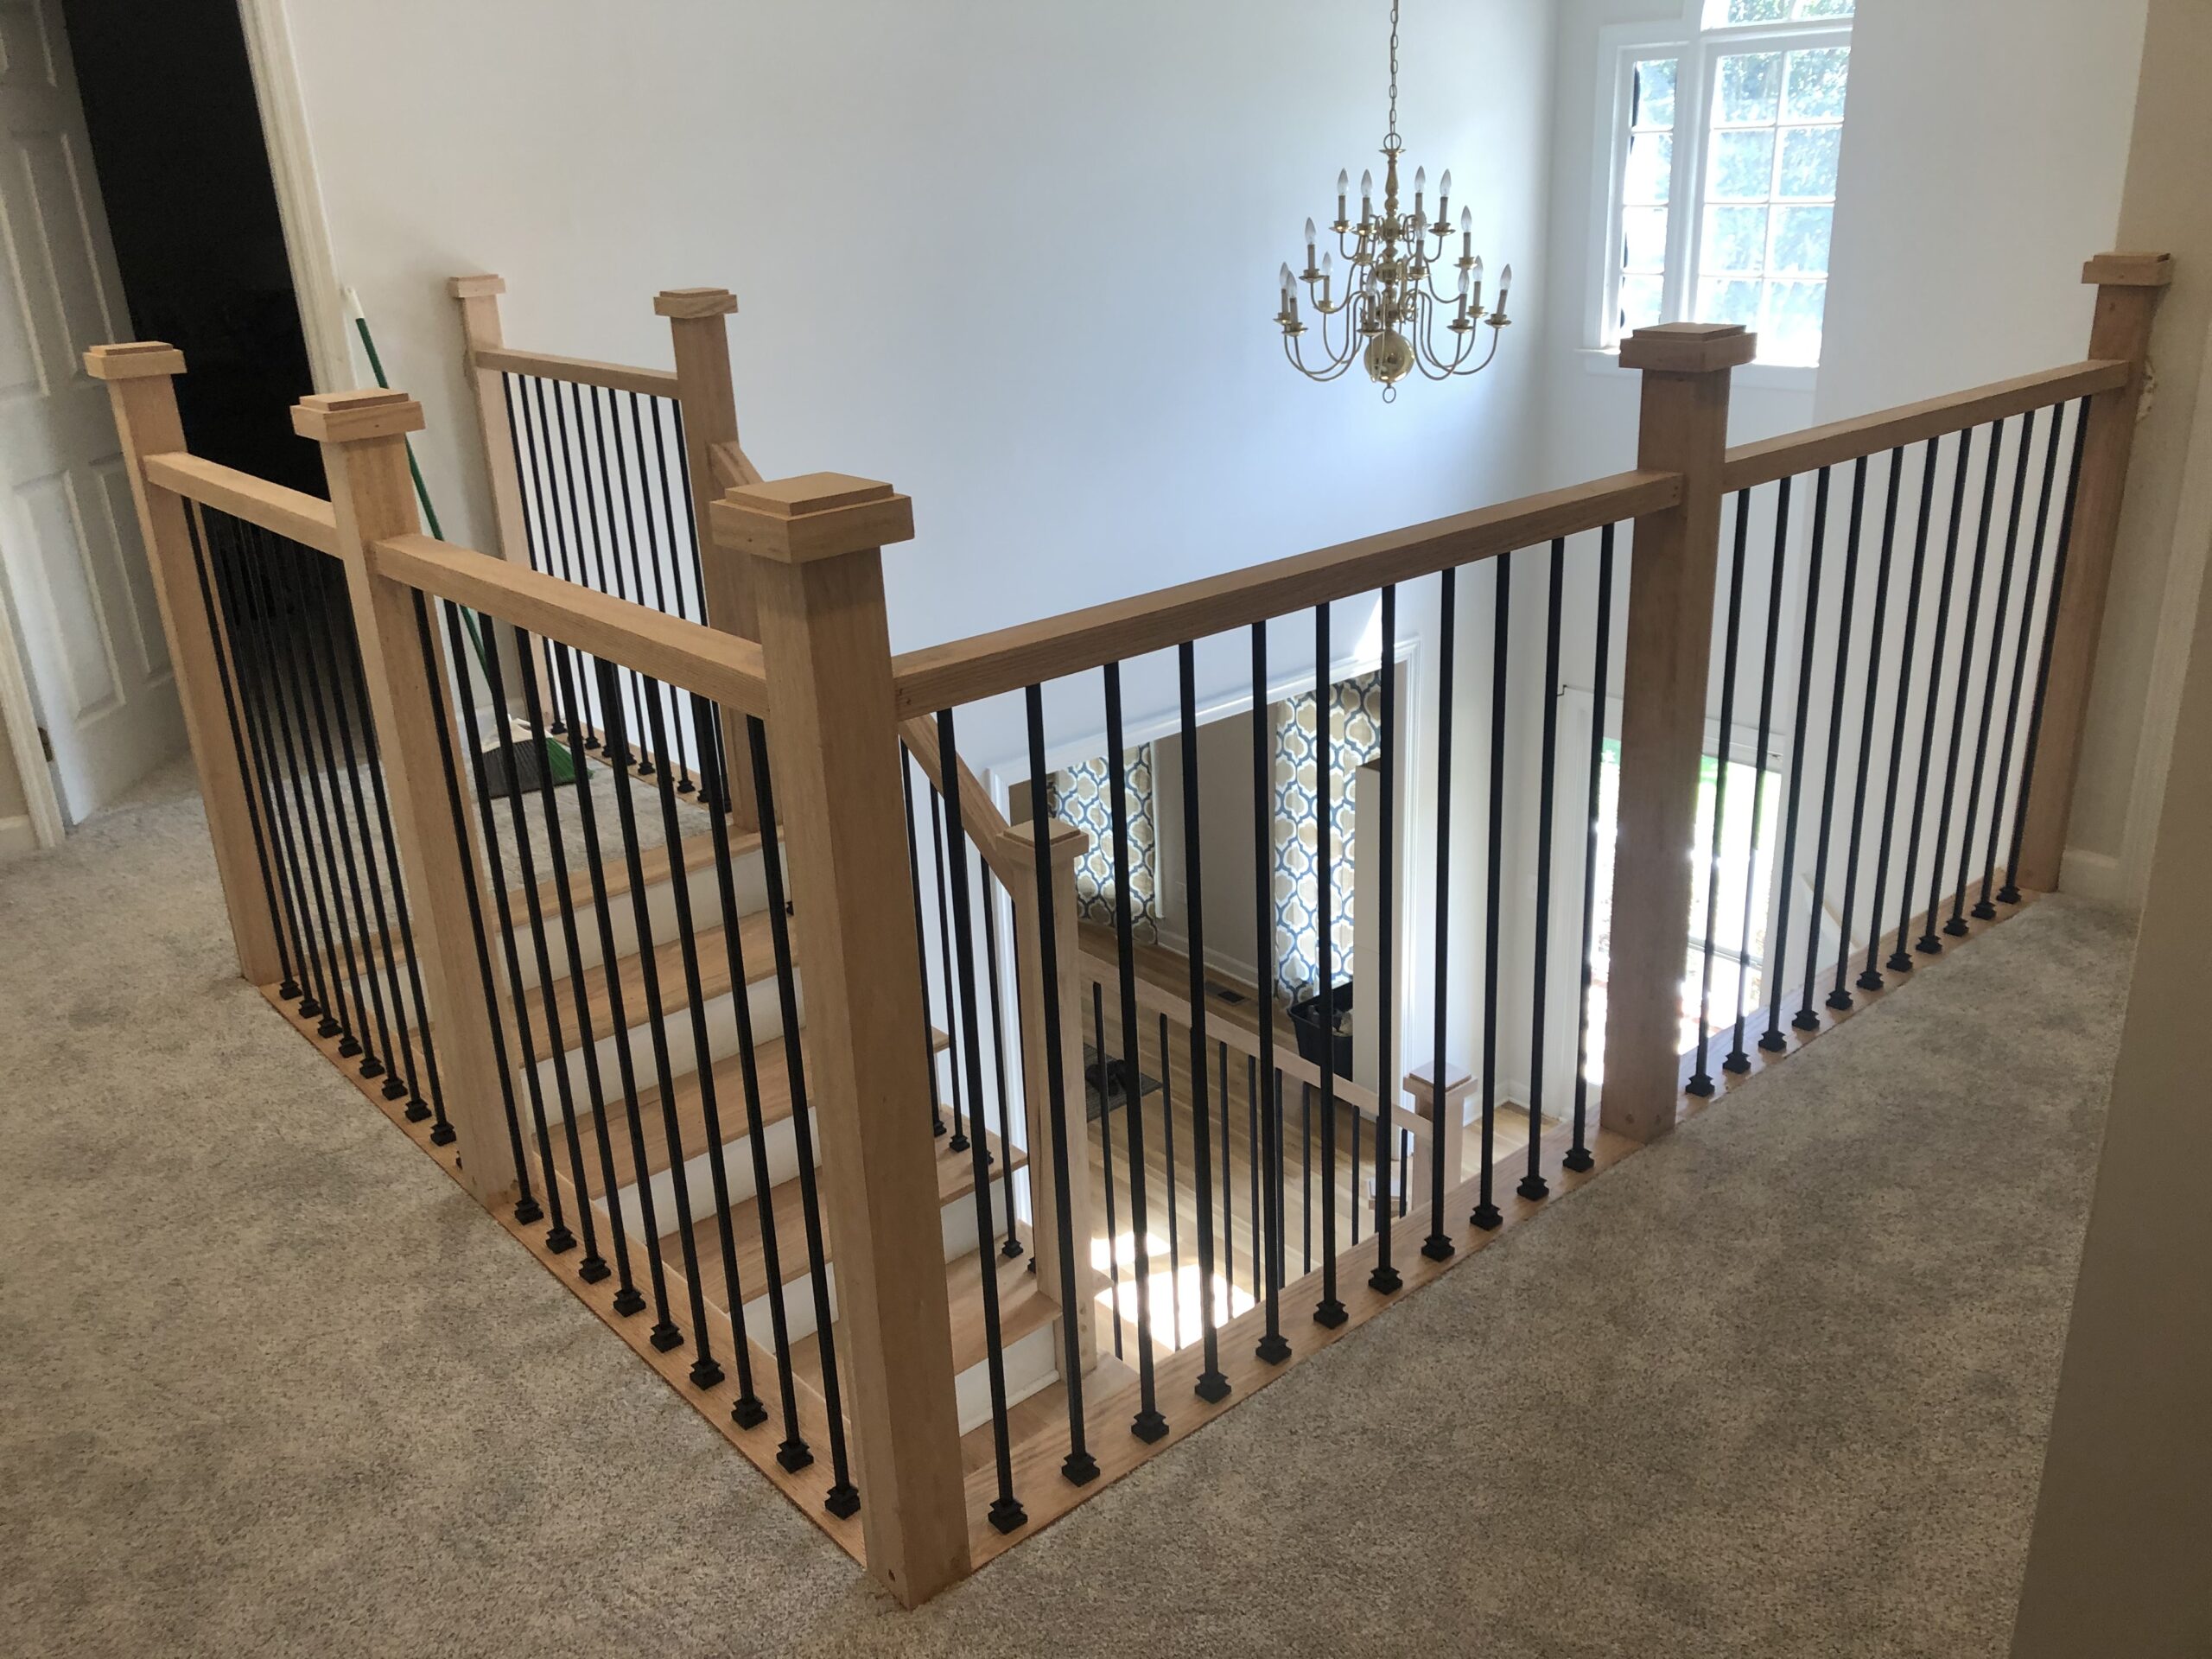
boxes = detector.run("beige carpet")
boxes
[0,770,2131,1657]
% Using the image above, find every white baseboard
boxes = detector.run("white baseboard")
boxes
[2058,848,2127,906]
[0,814,36,861]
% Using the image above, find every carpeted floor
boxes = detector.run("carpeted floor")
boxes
[0,770,2132,1658]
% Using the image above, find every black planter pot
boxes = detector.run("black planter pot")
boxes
[1287,979,1355,1080]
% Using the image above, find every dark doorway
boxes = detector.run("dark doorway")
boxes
[57,0,322,495]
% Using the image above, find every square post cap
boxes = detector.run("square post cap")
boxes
[447,274,507,299]
[655,288,739,319]
[1002,817,1090,868]
[1619,322,1758,374]
[2082,251,2174,288]
[711,472,913,564]
[291,389,426,444]
[85,341,187,380]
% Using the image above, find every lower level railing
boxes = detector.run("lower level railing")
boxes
[85,246,2170,1608]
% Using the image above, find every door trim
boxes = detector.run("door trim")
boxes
[237,0,352,394]
[0,556,67,848]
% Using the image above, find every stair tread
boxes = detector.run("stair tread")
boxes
[513,905,781,1057]
[786,1236,1059,1389]
[665,1127,1027,1301]
[577,1025,951,1193]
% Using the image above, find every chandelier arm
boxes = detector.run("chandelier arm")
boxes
[1288,328,1363,383]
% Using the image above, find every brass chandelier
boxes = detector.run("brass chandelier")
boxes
[1274,0,1513,400]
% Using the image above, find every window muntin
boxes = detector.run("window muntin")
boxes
[1617,58,1678,335]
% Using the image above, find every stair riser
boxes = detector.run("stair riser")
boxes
[497,850,767,993]
[613,1105,817,1228]
[954,1322,1058,1436]
[528,974,798,1103]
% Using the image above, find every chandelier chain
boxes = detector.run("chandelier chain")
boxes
[1385,0,1402,149]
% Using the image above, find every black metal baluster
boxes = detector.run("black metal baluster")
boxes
[935,709,1027,1530]
[418,596,537,1212]
[746,716,858,1513]
[1093,976,1122,1359]
[1762,469,1830,1051]
[1244,1053,1260,1294]
[1372,584,1404,1284]
[1893,431,1975,969]
[445,602,570,1247]
[1224,1042,1240,1304]
[1949,410,2039,932]
[1472,552,1510,1230]
[1155,1010,1180,1335]
[524,378,596,749]
[689,691,804,1437]
[985,873,1022,1257]
[1999,403,2093,904]
[1522,546,1562,1199]
[1310,603,1348,1320]
[1176,645,1230,1396]
[1794,456,1868,1031]
[1691,505,1748,1093]
[1726,502,1782,1071]
[640,681,762,1417]
[300,539,416,1102]
[1301,1080,1312,1271]
[544,644,652,1319]
[579,385,650,777]
[1863,442,1942,988]
[196,512,310,1009]
[931,787,968,1151]
[1427,563,1467,1231]
[1103,665,1168,1438]
[511,631,627,1283]
[1921,421,2006,951]
[481,628,606,1277]
[667,404,713,633]
[1830,449,1906,1008]
[1249,621,1289,1363]
[259,537,370,1059]
[901,754,949,1136]
[1023,683,1098,1483]
[1978,406,2069,914]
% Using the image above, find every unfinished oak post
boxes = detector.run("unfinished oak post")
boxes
[447,275,543,719]
[2012,251,2175,892]
[86,342,283,985]
[1003,816,1102,1373]
[711,471,969,1605]
[1599,321,1756,1143]
[658,287,762,832]
[296,389,518,1211]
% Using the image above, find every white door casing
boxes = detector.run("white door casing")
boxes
[0,0,182,822]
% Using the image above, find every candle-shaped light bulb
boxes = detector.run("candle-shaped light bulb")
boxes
[1413,165,1426,218]
[1280,261,1294,300]
[1320,249,1333,297]
[1471,255,1485,313]
[1460,205,1473,258]
[1360,168,1374,212]
[1497,263,1513,315]
[1439,168,1452,208]
[1304,216,1317,270]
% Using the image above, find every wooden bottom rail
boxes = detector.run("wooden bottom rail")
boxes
[257,983,865,1565]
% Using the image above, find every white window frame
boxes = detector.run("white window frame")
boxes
[1586,0,1853,385]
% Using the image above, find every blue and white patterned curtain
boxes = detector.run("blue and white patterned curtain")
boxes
[1270,672,1383,1001]
[1048,747,1160,943]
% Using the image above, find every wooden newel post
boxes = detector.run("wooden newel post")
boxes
[296,389,518,1211]
[2012,251,2175,893]
[710,472,970,1605]
[1002,816,1102,1373]
[447,275,543,720]
[86,342,283,986]
[659,287,764,833]
[1599,321,1756,1144]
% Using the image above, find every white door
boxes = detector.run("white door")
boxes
[0,0,182,821]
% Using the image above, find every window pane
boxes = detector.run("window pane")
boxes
[1778,125,1841,197]
[1794,0,1853,16]
[1724,0,1789,20]
[1624,131,1672,203]
[1698,276,1762,327]
[1621,207,1669,273]
[1715,52,1783,124]
[1783,47,1851,119]
[1765,279,1828,363]
[1709,130,1776,200]
[1702,205,1770,274]
[1619,274,1665,333]
[1771,205,1832,274]
[1632,58,1677,129]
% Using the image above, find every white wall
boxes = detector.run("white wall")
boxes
[279,0,1554,743]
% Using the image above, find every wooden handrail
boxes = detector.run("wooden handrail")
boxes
[371,531,772,719]
[888,468,1683,716]
[467,344,679,399]
[1720,359,2128,493]
[898,716,1027,887]
[143,451,339,554]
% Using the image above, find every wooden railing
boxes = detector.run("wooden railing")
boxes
[90,248,2171,1610]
